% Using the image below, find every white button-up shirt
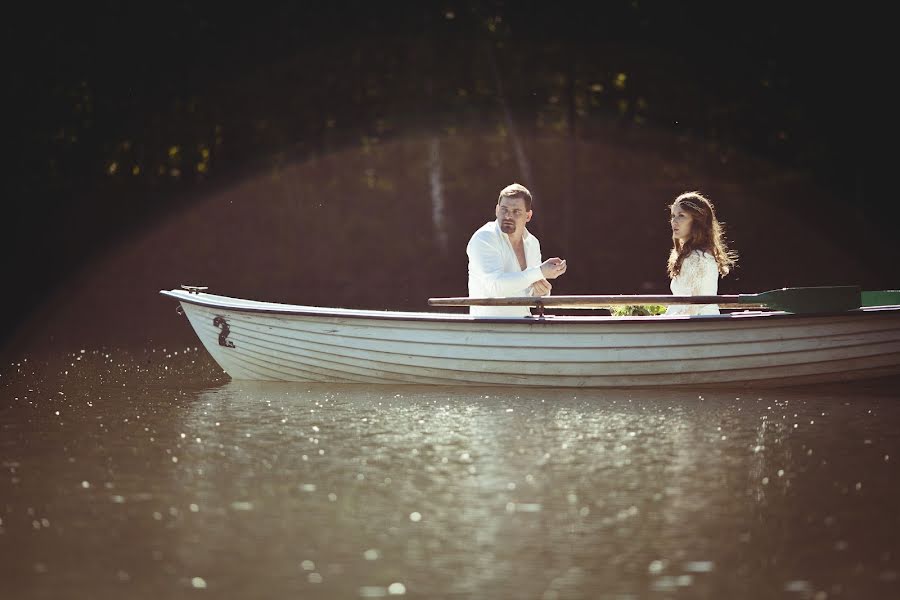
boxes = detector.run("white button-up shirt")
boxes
[466,220,546,316]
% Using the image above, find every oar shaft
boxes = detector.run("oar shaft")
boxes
[428,295,740,307]
[429,286,864,314]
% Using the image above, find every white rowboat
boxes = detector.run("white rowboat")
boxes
[160,287,900,388]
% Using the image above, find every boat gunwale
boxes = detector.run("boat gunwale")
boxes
[160,289,900,324]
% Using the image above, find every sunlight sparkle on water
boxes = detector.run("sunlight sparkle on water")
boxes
[359,583,407,597]
[784,580,812,593]
[388,583,407,595]
[651,575,693,591]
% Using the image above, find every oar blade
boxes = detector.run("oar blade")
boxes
[862,290,900,307]
[745,286,861,313]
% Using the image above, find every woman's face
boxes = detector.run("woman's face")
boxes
[670,203,693,241]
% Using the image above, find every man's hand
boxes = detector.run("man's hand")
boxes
[531,279,552,296]
[540,258,567,280]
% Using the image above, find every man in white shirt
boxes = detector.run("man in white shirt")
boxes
[466,183,567,316]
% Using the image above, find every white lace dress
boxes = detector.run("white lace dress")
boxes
[665,250,720,316]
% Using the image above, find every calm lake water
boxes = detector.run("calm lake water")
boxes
[2,348,899,600]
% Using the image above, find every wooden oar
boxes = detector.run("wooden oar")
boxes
[428,286,863,314]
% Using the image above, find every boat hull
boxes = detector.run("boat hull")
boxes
[161,290,900,388]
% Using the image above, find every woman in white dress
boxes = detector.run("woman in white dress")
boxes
[665,191,737,316]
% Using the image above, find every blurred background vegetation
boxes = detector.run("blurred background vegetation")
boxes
[5,1,894,350]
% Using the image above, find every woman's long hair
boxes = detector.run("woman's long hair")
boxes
[667,191,738,279]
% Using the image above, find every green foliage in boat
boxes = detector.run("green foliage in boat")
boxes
[608,304,667,316]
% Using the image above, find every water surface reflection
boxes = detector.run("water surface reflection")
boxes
[2,356,899,599]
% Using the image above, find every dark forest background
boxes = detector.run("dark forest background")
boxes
[4,1,897,356]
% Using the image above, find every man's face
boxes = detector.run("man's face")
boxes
[496,196,532,235]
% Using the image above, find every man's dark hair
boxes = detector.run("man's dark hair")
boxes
[497,183,533,211]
